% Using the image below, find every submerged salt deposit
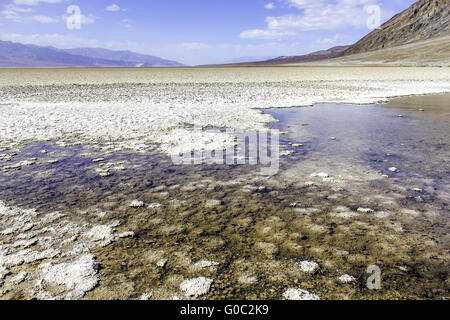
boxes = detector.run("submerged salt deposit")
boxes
[0,200,123,299]
[283,288,320,300]
[180,277,213,298]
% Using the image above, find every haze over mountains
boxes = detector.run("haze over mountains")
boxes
[0,41,183,68]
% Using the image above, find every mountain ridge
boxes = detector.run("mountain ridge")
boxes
[0,40,184,68]
[62,48,183,67]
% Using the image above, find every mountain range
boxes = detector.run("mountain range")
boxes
[0,41,183,68]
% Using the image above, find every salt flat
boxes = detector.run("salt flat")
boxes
[0,67,449,155]
[0,79,449,299]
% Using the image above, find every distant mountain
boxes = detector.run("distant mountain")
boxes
[343,0,450,56]
[226,46,351,66]
[0,40,122,67]
[62,48,183,67]
[0,40,184,67]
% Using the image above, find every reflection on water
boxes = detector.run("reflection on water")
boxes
[264,94,449,212]
[266,94,449,181]
[0,94,448,300]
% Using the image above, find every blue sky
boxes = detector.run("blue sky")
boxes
[0,0,418,65]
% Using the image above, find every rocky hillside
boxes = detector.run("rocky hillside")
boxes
[343,0,450,56]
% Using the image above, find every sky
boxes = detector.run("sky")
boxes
[0,0,418,65]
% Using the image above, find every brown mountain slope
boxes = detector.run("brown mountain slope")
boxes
[343,0,450,56]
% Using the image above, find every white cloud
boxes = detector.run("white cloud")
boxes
[0,4,33,23]
[0,9,23,22]
[13,0,64,6]
[6,6,33,13]
[33,15,59,23]
[264,3,275,9]
[241,0,380,39]
[106,4,121,12]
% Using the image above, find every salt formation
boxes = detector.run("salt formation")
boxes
[205,199,221,208]
[299,260,319,273]
[0,200,124,299]
[283,288,320,300]
[357,208,374,214]
[192,260,219,269]
[37,254,99,300]
[128,200,145,208]
[338,274,356,283]
[0,68,449,156]
[180,277,213,298]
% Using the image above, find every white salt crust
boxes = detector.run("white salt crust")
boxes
[0,200,124,299]
[0,67,449,156]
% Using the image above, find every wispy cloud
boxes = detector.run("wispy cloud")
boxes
[0,4,33,23]
[0,9,23,22]
[32,14,59,23]
[13,0,65,6]
[122,18,132,29]
[241,0,379,39]
[1,0,62,23]
[106,4,121,12]
[264,3,275,9]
